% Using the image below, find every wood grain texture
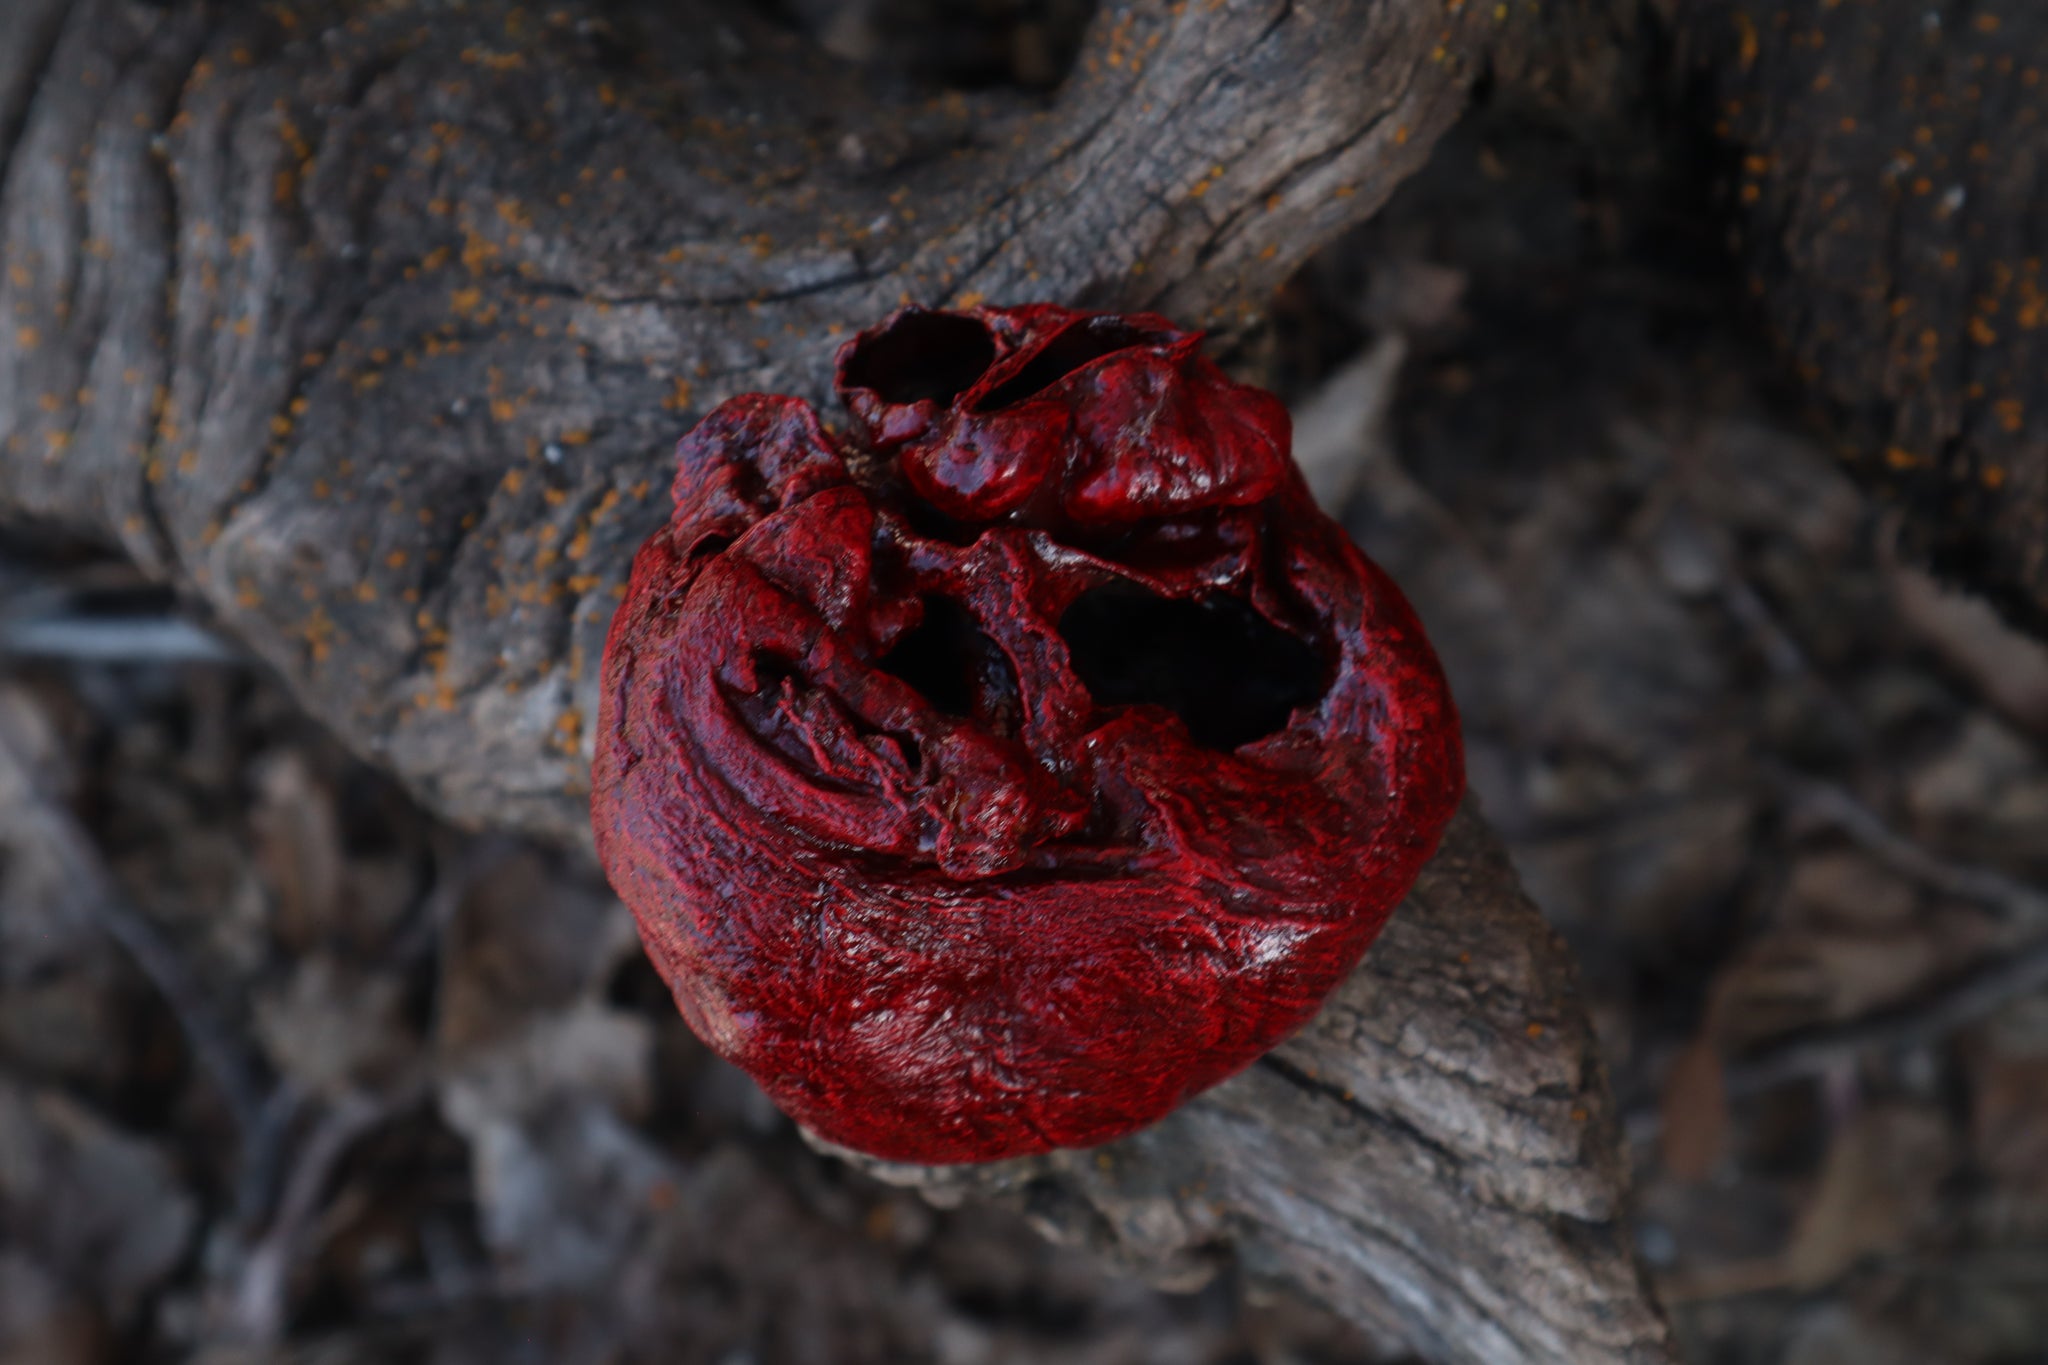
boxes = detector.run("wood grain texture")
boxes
[1685,0,2048,634]
[0,0,1530,835]
[828,803,1676,1365]
[27,0,2042,1359]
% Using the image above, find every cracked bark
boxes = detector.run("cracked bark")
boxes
[1,0,1518,836]
[828,805,1670,1365]
[2,0,2039,1359]
[1681,0,2048,635]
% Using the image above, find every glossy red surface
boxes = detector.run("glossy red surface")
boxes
[591,304,1463,1163]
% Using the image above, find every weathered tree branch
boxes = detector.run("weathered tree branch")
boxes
[0,6,1683,1360]
[1683,0,2048,635]
[12,0,2038,1359]
[832,803,1674,1365]
[0,0,1521,835]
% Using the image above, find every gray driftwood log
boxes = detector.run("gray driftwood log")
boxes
[2,0,2042,1360]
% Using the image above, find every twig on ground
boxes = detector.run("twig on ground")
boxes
[225,1073,432,1346]
[1719,933,2048,1099]
[1628,775,2048,1141]
[1770,768,2048,923]
[0,613,239,664]
[0,729,272,1138]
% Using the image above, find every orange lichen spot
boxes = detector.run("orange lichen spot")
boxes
[1734,11,1758,71]
[1525,1022,1545,1039]
[14,325,36,349]
[461,228,499,275]
[44,431,69,456]
[355,581,378,603]
[2018,287,2045,331]
[664,378,693,413]
[1994,399,2024,433]
[302,607,335,663]
[1983,465,2007,489]
[1885,446,1922,470]
[461,45,527,71]
[1974,13,2000,32]
[1968,315,1998,346]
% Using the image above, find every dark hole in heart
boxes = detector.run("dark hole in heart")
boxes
[840,311,998,407]
[972,318,1174,411]
[880,597,1020,736]
[1058,582,1327,750]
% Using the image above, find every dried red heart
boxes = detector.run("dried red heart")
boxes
[592,304,1463,1163]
